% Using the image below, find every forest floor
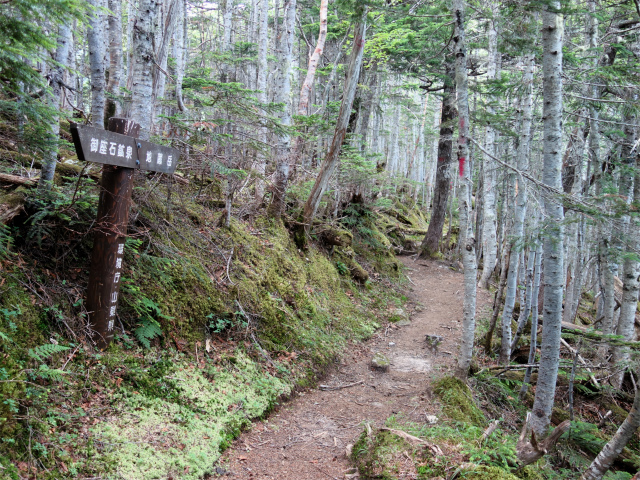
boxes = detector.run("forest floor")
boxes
[217,256,493,479]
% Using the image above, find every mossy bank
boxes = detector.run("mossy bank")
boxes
[0,173,425,479]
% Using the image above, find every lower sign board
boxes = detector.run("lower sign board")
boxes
[70,124,180,174]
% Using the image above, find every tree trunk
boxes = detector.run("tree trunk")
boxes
[302,8,368,228]
[130,0,159,140]
[152,0,178,127]
[106,0,123,121]
[268,0,297,217]
[531,2,565,438]
[254,0,269,201]
[512,246,536,355]
[452,0,476,379]
[420,59,456,257]
[175,0,188,112]
[88,0,107,128]
[221,0,233,82]
[478,8,499,289]
[38,25,73,189]
[581,374,640,480]
[388,100,401,174]
[288,0,328,173]
[517,412,570,466]
[612,113,639,388]
[484,243,510,354]
[355,65,378,153]
[520,242,543,400]
[499,53,534,364]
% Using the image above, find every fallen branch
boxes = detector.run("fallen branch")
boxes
[319,380,363,391]
[561,338,600,388]
[0,172,37,186]
[597,410,612,428]
[480,419,501,444]
[379,427,443,456]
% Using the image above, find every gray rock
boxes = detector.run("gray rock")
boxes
[389,307,409,323]
[371,352,390,371]
[425,334,443,353]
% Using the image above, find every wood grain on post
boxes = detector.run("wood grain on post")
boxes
[86,118,140,350]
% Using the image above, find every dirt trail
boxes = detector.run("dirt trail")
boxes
[217,257,492,479]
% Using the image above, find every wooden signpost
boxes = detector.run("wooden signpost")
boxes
[71,117,180,349]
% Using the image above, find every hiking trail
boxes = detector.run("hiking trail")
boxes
[218,256,492,479]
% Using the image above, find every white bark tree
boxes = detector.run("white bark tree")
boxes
[530,1,565,438]
[581,375,640,480]
[254,0,269,201]
[174,0,188,112]
[452,0,477,379]
[288,0,328,172]
[499,53,534,364]
[612,114,639,388]
[152,0,178,127]
[39,25,73,188]
[106,0,123,119]
[87,0,107,128]
[478,5,499,289]
[303,7,368,228]
[130,0,159,140]
[268,0,297,217]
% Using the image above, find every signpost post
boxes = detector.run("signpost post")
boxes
[71,117,180,349]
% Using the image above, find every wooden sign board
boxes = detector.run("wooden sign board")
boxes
[70,124,179,174]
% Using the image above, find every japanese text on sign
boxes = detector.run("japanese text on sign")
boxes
[107,241,126,332]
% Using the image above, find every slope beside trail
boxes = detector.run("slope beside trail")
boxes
[217,256,493,479]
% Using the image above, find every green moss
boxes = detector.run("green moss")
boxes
[517,465,548,480]
[91,350,291,480]
[433,376,486,427]
[552,406,570,424]
[352,429,426,479]
[0,276,47,439]
[461,465,520,480]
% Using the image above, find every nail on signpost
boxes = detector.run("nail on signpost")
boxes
[70,117,180,349]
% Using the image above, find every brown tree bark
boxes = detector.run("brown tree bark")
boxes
[420,59,456,257]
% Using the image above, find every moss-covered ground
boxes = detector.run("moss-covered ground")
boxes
[351,370,639,480]
[0,161,427,478]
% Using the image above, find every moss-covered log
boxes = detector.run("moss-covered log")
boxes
[319,226,353,247]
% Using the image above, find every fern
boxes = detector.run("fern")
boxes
[135,318,163,348]
[33,364,66,382]
[28,344,70,362]
[0,224,13,259]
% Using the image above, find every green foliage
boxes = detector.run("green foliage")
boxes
[134,319,163,349]
[335,261,349,276]
[0,0,86,152]
[28,343,70,363]
[0,224,13,260]
[30,364,66,382]
[24,179,98,248]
